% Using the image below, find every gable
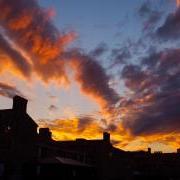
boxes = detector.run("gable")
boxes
[0,109,38,134]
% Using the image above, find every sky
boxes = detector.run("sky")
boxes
[0,0,179,153]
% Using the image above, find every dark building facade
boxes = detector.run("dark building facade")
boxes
[0,96,180,180]
[0,96,97,180]
[0,96,38,162]
[0,96,38,179]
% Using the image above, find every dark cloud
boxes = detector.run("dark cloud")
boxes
[66,50,119,109]
[0,82,23,98]
[109,47,131,69]
[0,33,32,77]
[121,64,148,91]
[120,48,180,136]
[49,105,58,111]
[109,37,148,70]
[156,8,180,41]
[122,91,180,136]
[138,2,152,17]
[138,2,162,31]
[89,43,108,58]
[77,116,95,132]
[106,123,117,132]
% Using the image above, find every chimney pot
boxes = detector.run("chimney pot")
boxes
[148,148,151,154]
[103,132,110,143]
[39,128,52,141]
[13,96,28,113]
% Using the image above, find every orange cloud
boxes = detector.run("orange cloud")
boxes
[177,0,180,7]
[7,10,33,30]
[68,54,119,118]
[0,0,118,118]
[0,0,179,154]
[0,0,75,83]
[0,82,23,98]
[45,7,56,20]
[38,117,133,150]
[38,117,103,141]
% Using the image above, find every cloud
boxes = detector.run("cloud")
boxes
[89,43,108,58]
[138,2,152,16]
[0,0,179,152]
[0,0,75,84]
[121,64,148,91]
[138,2,162,31]
[156,8,180,41]
[65,50,119,111]
[120,48,180,136]
[0,33,32,77]
[177,0,180,7]
[38,116,180,152]
[77,115,96,132]
[49,105,58,112]
[0,82,23,98]
[0,0,119,116]
[38,117,103,140]
[109,47,131,69]
[38,116,143,151]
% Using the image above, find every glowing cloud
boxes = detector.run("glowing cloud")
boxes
[0,82,23,98]
[0,0,179,153]
[177,0,180,7]
[0,0,118,116]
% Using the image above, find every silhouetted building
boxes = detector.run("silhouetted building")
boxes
[0,96,38,161]
[0,96,180,180]
[0,96,38,179]
[51,132,130,180]
[39,128,52,142]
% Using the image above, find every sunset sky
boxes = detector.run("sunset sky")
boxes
[0,0,179,153]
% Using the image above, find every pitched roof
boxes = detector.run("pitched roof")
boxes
[0,109,38,128]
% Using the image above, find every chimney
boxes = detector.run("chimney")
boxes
[148,148,151,154]
[13,96,28,113]
[103,132,110,143]
[39,128,52,141]
[177,148,180,154]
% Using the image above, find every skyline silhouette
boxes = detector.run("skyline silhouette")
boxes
[0,95,180,180]
[0,0,180,154]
